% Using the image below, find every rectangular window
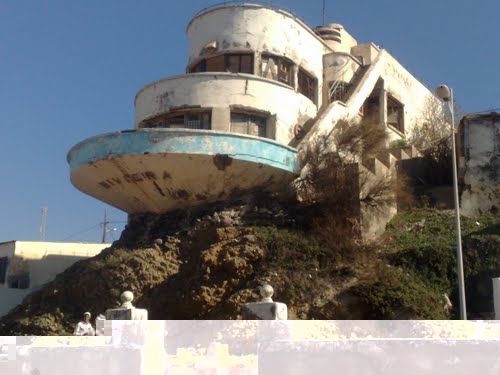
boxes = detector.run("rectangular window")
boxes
[142,111,211,130]
[230,112,266,137]
[225,54,254,74]
[387,96,404,133]
[166,115,185,128]
[278,60,292,85]
[226,55,240,73]
[0,257,8,284]
[190,54,254,74]
[240,55,253,74]
[8,273,30,289]
[205,55,225,72]
[261,55,294,87]
[298,68,316,102]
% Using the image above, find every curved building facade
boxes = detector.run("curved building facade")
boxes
[68,3,441,221]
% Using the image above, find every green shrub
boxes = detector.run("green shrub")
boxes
[384,208,500,314]
[253,226,327,271]
[391,139,409,149]
[350,266,449,319]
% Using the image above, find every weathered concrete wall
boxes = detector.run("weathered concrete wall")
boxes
[0,241,108,317]
[379,51,440,142]
[0,241,108,289]
[135,74,317,144]
[323,53,361,87]
[187,5,330,98]
[358,160,397,242]
[0,288,31,317]
[460,113,500,216]
[351,43,380,65]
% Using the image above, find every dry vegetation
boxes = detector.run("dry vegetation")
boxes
[296,119,397,251]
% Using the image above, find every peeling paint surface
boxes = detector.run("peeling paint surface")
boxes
[67,129,297,213]
[460,113,500,216]
[134,74,317,145]
[187,6,329,85]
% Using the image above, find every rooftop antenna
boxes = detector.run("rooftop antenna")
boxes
[39,207,48,241]
[322,0,326,25]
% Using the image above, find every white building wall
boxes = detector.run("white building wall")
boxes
[0,241,109,289]
[186,5,331,108]
[0,241,109,317]
[135,74,318,144]
[379,51,441,142]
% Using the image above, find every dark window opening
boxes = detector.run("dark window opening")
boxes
[190,60,206,73]
[261,54,294,87]
[230,112,267,138]
[225,54,254,74]
[8,273,30,289]
[364,95,380,119]
[329,81,352,102]
[0,257,7,284]
[387,96,404,133]
[298,68,316,102]
[189,54,254,74]
[142,111,211,130]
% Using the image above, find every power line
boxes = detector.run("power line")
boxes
[62,224,101,241]
[467,108,500,115]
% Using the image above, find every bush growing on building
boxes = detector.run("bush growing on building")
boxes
[409,97,464,186]
[390,139,409,149]
[296,119,397,253]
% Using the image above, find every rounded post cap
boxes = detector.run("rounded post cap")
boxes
[260,284,274,302]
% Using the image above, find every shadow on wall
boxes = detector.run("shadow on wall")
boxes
[0,254,99,318]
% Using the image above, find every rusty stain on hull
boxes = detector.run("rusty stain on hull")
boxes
[213,154,233,171]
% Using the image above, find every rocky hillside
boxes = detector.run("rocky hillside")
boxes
[0,195,499,335]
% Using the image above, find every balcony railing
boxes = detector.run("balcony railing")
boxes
[191,1,303,22]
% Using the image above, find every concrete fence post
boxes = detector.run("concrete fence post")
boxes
[242,284,288,320]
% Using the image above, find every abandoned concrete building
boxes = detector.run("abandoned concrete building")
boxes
[67,3,444,239]
[459,112,500,217]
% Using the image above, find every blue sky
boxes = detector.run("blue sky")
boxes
[0,0,498,243]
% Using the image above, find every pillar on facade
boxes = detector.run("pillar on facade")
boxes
[378,78,387,127]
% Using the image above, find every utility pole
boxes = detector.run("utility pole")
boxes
[39,207,48,241]
[436,84,467,320]
[102,208,108,243]
[322,0,326,25]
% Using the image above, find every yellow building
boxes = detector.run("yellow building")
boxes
[0,241,109,317]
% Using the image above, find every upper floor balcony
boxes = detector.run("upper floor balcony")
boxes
[135,72,318,145]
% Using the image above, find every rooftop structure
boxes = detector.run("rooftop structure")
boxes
[67,3,442,236]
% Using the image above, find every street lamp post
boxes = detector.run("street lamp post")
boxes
[436,84,467,320]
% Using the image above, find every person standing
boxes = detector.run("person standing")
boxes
[73,312,96,336]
